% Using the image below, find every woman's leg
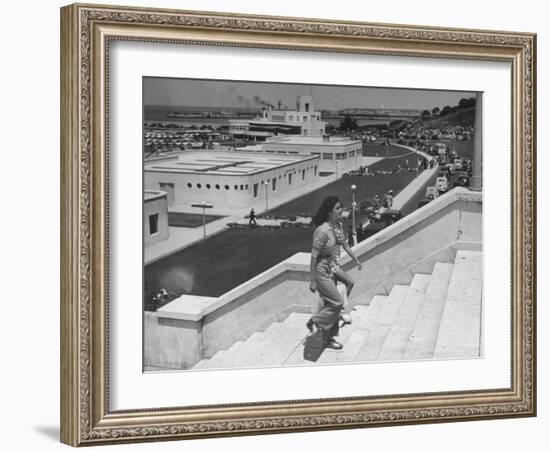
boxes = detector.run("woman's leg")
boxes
[310,271,344,340]
[333,268,355,323]
[333,268,355,298]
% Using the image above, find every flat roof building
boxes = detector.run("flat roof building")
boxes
[144,190,170,248]
[239,135,363,176]
[144,151,320,211]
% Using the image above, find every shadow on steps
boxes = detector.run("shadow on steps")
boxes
[303,331,325,362]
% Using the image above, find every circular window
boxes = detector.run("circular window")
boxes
[215,184,220,190]
[197,183,202,189]
[225,185,230,190]
[187,183,192,188]
[206,184,211,189]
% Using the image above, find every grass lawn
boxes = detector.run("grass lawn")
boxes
[145,226,313,301]
[264,151,421,218]
[362,142,410,157]
[168,212,225,228]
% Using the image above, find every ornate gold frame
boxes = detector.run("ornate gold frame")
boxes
[60,3,536,446]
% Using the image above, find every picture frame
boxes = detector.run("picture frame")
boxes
[60,3,536,446]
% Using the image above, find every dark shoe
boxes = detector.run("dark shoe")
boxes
[306,320,319,334]
[324,338,343,350]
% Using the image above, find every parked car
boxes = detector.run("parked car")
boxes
[453,174,470,187]
[436,176,449,193]
[453,158,463,170]
[445,163,456,175]
[375,208,402,225]
[418,194,436,209]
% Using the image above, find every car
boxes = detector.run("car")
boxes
[453,175,470,187]
[453,158,463,169]
[377,208,402,225]
[436,176,449,192]
[445,163,456,175]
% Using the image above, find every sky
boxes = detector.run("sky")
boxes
[143,77,476,111]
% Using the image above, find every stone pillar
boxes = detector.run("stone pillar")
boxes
[470,92,483,191]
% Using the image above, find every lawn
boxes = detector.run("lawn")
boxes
[144,226,313,303]
[362,142,411,157]
[264,151,421,218]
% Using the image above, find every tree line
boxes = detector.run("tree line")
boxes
[421,96,476,119]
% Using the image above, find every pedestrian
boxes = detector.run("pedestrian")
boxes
[384,190,394,208]
[307,196,362,350]
[248,208,257,226]
[373,194,380,210]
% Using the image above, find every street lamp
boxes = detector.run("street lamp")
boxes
[263,181,269,212]
[191,201,213,237]
[351,184,357,246]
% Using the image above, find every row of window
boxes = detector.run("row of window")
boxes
[312,150,357,160]
[287,114,321,122]
[186,182,248,191]
[230,124,248,131]
[181,165,318,195]
[252,166,318,198]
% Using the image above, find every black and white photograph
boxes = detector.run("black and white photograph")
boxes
[143,78,482,372]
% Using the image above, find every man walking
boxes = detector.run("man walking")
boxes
[248,208,257,226]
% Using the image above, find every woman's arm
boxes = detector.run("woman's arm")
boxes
[342,241,362,270]
[309,247,319,292]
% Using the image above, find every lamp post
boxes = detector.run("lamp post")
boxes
[351,184,357,246]
[191,201,213,237]
[263,181,269,212]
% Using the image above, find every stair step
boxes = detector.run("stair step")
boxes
[322,328,372,364]
[434,251,483,359]
[193,324,281,370]
[404,262,454,360]
[192,348,227,370]
[355,285,409,361]
[223,312,309,369]
[283,300,386,367]
[214,322,284,369]
[315,306,366,364]
[378,274,431,361]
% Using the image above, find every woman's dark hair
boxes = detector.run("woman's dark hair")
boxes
[313,196,340,227]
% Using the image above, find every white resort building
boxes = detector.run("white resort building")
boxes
[229,95,326,140]
[144,151,319,210]
[259,135,362,175]
[229,95,362,174]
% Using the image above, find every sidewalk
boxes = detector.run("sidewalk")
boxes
[391,145,438,210]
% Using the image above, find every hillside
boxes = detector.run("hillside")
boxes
[416,106,475,129]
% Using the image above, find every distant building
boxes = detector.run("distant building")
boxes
[144,190,170,247]
[144,151,319,210]
[238,135,362,176]
[229,95,326,141]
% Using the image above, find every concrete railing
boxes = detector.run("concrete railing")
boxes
[145,187,482,369]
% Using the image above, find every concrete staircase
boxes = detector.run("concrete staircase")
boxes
[192,250,482,370]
